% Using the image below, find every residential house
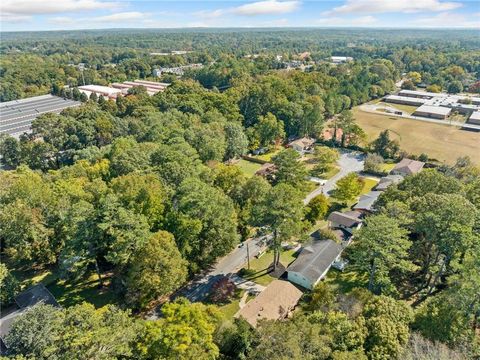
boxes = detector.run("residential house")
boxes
[255,162,277,179]
[390,158,425,177]
[353,191,382,213]
[287,239,344,290]
[235,280,303,327]
[375,174,404,191]
[327,211,363,234]
[287,137,315,154]
[1,284,59,353]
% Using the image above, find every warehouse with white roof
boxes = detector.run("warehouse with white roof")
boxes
[413,104,452,119]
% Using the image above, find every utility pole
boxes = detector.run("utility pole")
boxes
[246,242,250,270]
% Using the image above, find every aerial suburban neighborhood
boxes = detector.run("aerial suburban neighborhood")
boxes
[0,1,479,359]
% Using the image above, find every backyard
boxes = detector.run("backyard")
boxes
[353,107,480,165]
[235,159,262,177]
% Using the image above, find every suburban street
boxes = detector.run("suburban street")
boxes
[175,150,365,304]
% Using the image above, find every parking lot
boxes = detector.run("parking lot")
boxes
[0,95,80,137]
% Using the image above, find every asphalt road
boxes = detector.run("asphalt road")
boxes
[174,150,365,304]
[0,95,80,137]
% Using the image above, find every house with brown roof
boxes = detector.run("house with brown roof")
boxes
[254,162,277,179]
[235,280,303,327]
[390,158,425,176]
[287,137,315,154]
[327,211,363,234]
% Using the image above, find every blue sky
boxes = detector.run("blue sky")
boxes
[1,0,479,31]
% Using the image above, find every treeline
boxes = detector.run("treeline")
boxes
[2,29,480,101]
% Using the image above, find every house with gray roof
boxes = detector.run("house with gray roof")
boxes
[327,211,363,234]
[390,158,425,177]
[287,240,343,290]
[1,284,59,353]
[353,191,382,213]
[375,174,404,191]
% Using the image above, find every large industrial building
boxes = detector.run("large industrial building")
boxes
[413,104,452,120]
[383,89,480,125]
[79,80,170,99]
[0,94,80,137]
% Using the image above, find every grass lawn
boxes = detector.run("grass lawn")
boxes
[359,177,379,195]
[325,267,369,293]
[12,266,118,308]
[47,272,118,308]
[256,148,282,162]
[235,159,262,177]
[321,166,340,180]
[380,163,395,173]
[241,249,299,286]
[353,107,480,165]
[216,289,244,319]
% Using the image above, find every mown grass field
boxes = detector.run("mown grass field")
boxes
[353,107,480,165]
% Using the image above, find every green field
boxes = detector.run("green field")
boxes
[235,159,262,177]
[353,107,480,165]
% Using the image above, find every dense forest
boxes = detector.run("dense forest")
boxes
[0,29,479,359]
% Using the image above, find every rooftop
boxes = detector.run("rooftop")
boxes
[287,239,343,285]
[414,104,452,116]
[327,211,363,228]
[353,191,382,212]
[235,280,303,327]
[391,158,425,175]
[375,174,404,191]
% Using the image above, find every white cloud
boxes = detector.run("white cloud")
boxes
[1,0,119,16]
[324,0,462,16]
[408,12,480,28]
[0,13,32,23]
[316,15,378,27]
[196,0,300,19]
[233,0,300,16]
[94,11,144,22]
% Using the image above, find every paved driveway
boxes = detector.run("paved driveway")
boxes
[304,150,365,204]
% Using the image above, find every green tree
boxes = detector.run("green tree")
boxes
[138,299,220,360]
[0,263,20,306]
[253,112,285,147]
[349,214,415,295]
[364,153,384,174]
[311,146,339,176]
[170,178,239,269]
[224,122,248,160]
[370,130,400,159]
[447,80,463,94]
[0,135,21,168]
[272,148,307,187]
[253,183,304,270]
[363,295,414,360]
[126,231,188,308]
[334,173,362,202]
[305,194,329,224]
